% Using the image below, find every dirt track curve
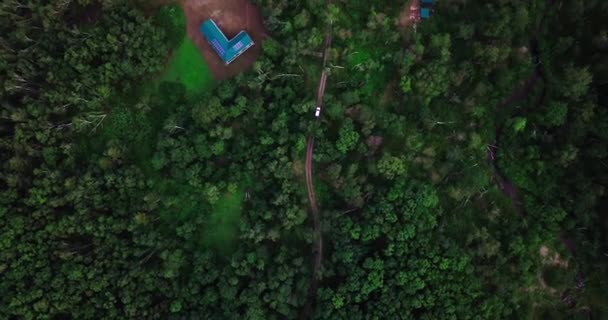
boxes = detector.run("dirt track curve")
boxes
[300,9,333,320]
[490,0,587,310]
[305,136,321,276]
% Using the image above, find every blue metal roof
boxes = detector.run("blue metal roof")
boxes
[420,8,431,19]
[199,19,254,65]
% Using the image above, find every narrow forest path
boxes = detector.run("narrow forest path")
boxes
[300,5,333,320]
[488,0,556,215]
[489,0,562,211]
[489,0,588,309]
[488,66,541,215]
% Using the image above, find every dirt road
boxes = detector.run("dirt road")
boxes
[300,11,333,320]
[305,138,320,217]
[305,136,322,276]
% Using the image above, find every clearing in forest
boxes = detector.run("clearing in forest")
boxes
[153,182,245,252]
[161,38,214,96]
[202,189,244,250]
[178,0,266,80]
[154,3,215,96]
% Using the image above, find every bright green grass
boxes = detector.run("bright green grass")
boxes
[162,38,214,97]
[347,50,371,67]
[78,2,236,251]
[79,2,213,163]
[154,183,245,252]
[202,189,244,250]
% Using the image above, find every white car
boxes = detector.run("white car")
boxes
[315,106,321,117]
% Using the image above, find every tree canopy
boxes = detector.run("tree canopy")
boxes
[1,0,607,319]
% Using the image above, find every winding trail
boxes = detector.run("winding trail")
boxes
[488,59,542,215]
[305,136,321,295]
[300,8,333,320]
[488,0,554,215]
[489,0,588,308]
[488,58,589,313]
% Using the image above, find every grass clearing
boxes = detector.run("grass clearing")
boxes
[79,3,213,164]
[161,38,215,97]
[202,189,244,251]
[77,2,241,252]
[152,178,247,253]
[155,2,215,97]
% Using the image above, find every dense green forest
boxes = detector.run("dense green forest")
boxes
[1,0,607,318]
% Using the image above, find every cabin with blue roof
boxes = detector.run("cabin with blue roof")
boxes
[420,0,434,20]
[420,8,431,19]
[199,19,254,65]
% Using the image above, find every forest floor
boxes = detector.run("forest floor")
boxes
[178,0,266,80]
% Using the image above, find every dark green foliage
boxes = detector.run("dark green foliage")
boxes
[542,267,569,289]
[154,3,187,49]
[1,0,607,318]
